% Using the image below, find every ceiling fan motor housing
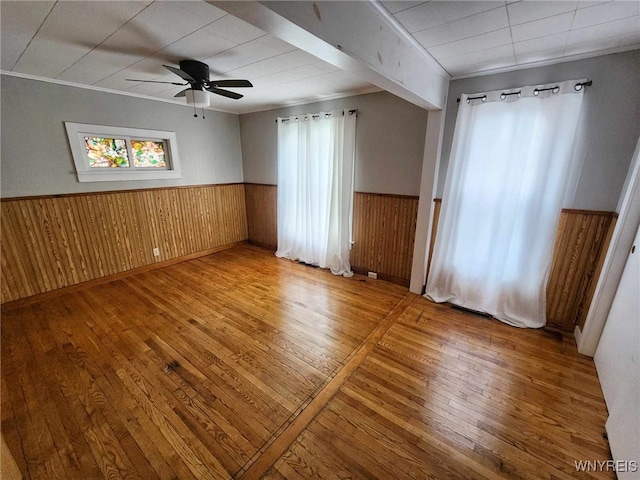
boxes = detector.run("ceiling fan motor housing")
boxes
[179,60,210,83]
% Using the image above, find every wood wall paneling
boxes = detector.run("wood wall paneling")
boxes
[244,184,278,250]
[243,186,419,286]
[1,184,248,304]
[427,199,616,332]
[427,198,442,279]
[351,193,419,286]
[547,210,617,331]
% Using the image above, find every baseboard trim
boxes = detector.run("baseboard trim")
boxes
[1,241,245,311]
[351,266,410,287]
[248,239,277,251]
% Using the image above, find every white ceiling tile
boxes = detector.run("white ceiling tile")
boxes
[563,31,626,56]
[173,1,227,22]
[1,1,55,70]
[58,39,155,84]
[125,58,173,78]
[256,35,297,54]
[98,69,178,93]
[136,1,217,37]
[393,2,448,33]
[90,67,142,90]
[284,64,327,81]
[437,53,471,73]
[466,56,516,74]
[435,1,505,23]
[428,28,512,58]
[13,1,149,77]
[61,3,217,82]
[511,11,575,43]
[577,1,612,9]
[446,64,475,76]
[160,29,237,62]
[572,1,640,29]
[311,61,342,74]
[514,31,568,54]
[251,71,301,89]
[616,30,640,48]
[415,7,509,48]
[514,31,568,62]
[413,23,456,48]
[203,14,266,44]
[45,1,149,43]
[228,49,318,80]
[567,15,640,44]
[448,6,510,39]
[515,48,566,64]
[381,1,428,14]
[15,41,100,78]
[507,1,578,25]
[467,43,515,63]
[203,37,284,73]
[126,80,178,95]
[465,44,516,73]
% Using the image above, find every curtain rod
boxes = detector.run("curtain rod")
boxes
[275,109,357,122]
[456,80,592,103]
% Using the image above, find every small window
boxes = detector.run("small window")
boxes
[65,123,181,182]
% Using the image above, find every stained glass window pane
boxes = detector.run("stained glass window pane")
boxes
[131,140,166,168]
[84,137,129,168]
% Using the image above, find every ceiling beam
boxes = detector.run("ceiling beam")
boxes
[209,1,449,110]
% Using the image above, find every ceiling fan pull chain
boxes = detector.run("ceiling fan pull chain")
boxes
[202,107,205,120]
[193,101,198,118]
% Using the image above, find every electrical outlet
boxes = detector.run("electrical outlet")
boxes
[153,247,160,257]
[368,271,377,279]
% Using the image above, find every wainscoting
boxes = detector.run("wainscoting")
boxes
[244,183,277,250]
[547,209,617,331]
[351,193,418,286]
[1,184,247,303]
[428,199,616,332]
[244,184,419,287]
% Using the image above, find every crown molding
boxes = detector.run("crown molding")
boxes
[450,44,640,81]
[0,70,237,114]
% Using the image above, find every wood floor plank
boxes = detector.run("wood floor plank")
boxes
[2,245,613,479]
[1,245,406,479]
[271,296,614,480]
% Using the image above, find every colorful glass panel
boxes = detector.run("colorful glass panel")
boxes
[131,140,166,168]
[84,137,129,168]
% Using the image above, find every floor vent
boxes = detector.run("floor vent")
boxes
[450,304,492,319]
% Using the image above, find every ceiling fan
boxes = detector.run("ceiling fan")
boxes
[126,60,253,103]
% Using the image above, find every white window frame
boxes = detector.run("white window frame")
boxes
[65,122,182,182]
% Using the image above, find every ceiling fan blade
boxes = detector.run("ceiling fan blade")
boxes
[174,88,191,98]
[207,87,243,100]
[210,79,253,88]
[163,65,196,83]
[126,79,187,85]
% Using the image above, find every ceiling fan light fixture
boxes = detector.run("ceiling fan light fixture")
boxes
[186,89,210,108]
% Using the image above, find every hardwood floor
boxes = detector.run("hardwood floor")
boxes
[265,297,614,480]
[1,245,613,479]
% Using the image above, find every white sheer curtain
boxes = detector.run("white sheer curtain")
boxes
[276,109,356,277]
[426,80,585,328]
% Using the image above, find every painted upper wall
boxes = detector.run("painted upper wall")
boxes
[438,50,640,212]
[1,75,244,197]
[239,91,428,196]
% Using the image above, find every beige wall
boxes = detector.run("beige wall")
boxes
[1,75,244,197]
[439,50,640,211]
[239,91,428,196]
